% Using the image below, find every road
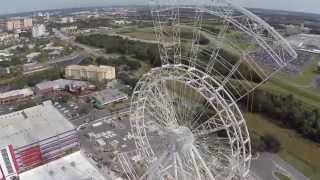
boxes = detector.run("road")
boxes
[23,52,88,75]
[47,52,87,66]
[53,28,120,59]
[251,153,309,180]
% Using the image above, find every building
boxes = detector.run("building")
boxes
[0,145,19,180]
[65,65,116,82]
[32,24,47,38]
[91,88,128,109]
[23,19,33,30]
[26,52,41,62]
[113,20,132,25]
[61,17,74,24]
[0,88,34,105]
[0,101,79,173]
[19,151,106,180]
[35,79,95,96]
[6,18,33,32]
[6,20,21,32]
[60,26,78,34]
[0,33,19,45]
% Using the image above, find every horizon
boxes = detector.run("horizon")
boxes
[0,0,319,16]
[0,4,319,17]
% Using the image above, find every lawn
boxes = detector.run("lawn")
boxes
[259,54,320,108]
[122,31,157,41]
[274,171,292,180]
[245,113,320,180]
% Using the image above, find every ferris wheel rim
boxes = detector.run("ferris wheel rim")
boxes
[150,0,297,59]
[130,64,251,179]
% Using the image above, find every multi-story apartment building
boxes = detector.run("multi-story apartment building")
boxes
[6,18,33,32]
[65,65,116,82]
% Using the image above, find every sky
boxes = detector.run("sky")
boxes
[0,0,319,15]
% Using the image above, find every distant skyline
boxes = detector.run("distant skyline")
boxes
[0,0,319,15]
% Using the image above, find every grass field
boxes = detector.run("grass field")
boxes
[256,54,320,108]
[245,113,320,180]
[274,172,292,180]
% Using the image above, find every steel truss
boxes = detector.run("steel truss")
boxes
[118,0,297,179]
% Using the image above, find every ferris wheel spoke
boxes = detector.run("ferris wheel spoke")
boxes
[189,8,204,67]
[171,4,182,64]
[207,30,230,71]
[146,84,179,127]
[191,115,226,133]
[190,145,216,180]
[188,148,203,180]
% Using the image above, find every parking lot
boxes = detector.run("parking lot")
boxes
[53,101,81,120]
[76,110,134,173]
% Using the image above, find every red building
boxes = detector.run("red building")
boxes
[0,145,19,180]
[0,88,34,105]
[0,101,79,173]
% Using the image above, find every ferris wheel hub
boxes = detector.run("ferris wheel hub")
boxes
[168,126,194,153]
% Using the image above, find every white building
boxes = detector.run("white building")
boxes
[32,24,47,38]
[113,20,132,25]
[19,151,107,180]
[61,17,74,24]
[60,26,78,34]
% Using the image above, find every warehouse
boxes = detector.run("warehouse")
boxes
[0,101,79,173]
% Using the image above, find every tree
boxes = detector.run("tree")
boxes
[261,134,281,153]
[79,103,92,114]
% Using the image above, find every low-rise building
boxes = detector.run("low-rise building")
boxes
[65,65,116,82]
[0,88,34,105]
[60,26,78,34]
[0,33,19,44]
[35,79,95,96]
[26,52,41,62]
[0,101,79,173]
[32,24,48,38]
[91,88,128,109]
[19,151,106,180]
[60,17,74,24]
[113,20,131,25]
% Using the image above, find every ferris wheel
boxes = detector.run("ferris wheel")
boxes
[118,0,297,179]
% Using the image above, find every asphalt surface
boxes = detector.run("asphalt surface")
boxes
[251,153,309,180]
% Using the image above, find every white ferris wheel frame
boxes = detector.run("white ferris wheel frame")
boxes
[118,0,297,179]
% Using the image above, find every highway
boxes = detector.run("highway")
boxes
[53,28,120,59]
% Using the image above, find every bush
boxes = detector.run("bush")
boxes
[261,134,281,153]
[251,132,281,153]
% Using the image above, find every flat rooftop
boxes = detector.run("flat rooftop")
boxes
[94,88,128,105]
[0,88,33,99]
[66,65,115,72]
[19,151,106,180]
[0,101,75,148]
